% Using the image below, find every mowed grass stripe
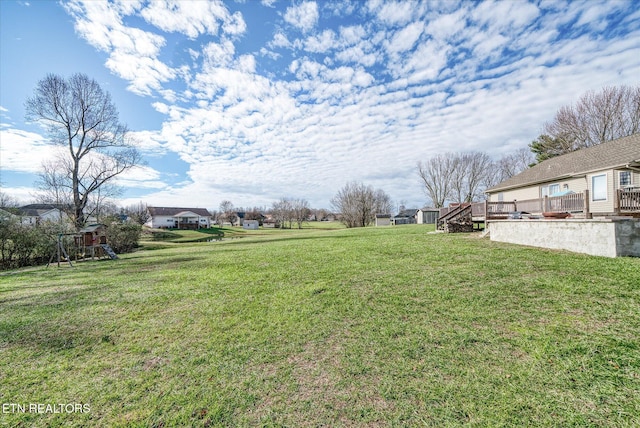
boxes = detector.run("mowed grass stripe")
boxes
[1,225,639,427]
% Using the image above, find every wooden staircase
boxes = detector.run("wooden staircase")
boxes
[437,204,473,233]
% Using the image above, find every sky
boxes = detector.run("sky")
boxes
[1,0,639,211]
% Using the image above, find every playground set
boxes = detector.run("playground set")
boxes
[48,224,118,267]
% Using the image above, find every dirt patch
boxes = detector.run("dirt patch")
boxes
[247,333,393,426]
[143,356,169,371]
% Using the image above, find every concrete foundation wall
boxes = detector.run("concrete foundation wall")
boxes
[489,218,640,258]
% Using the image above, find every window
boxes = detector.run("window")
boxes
[497,193,504,202]
[541,184,560,197]
[620,171,631,187]
[592,174,607,201]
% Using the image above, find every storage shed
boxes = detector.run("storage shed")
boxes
[243,220,259,230]
[375,214,391,226]
[416,208,439,224]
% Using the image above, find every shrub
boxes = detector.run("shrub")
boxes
[104,217,142,253]
[0,217,69,270]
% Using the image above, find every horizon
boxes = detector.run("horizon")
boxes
[1,0,639,210]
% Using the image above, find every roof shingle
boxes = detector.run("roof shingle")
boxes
[147,207,211,217]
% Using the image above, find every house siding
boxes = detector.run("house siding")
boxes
[148,215,177,229]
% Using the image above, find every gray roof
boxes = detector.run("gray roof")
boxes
[18,204,68,217]
[148,207,211,217]
[394,208,419,218]
[487,133,640,193]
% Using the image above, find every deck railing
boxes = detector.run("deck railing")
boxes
[548,193,584,212]
[438,189,640,224]
[475,192,590,220]
[618,188,640,212]
[508,198,542,213]
[485,201,515,219]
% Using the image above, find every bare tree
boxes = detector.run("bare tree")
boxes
[331,182,391,228]
[496,148,535,182]
[531,85,640,162]
[291,198,311,229]
[25,73,141,229]
[219,200,236,225]
[0,192,20,210]
[374,189,394,216]
[271,198,293,229]
[448,152,492,203]
[420,152,506,204]
[487,148,536,188]
[126,202,150,225]
[417,154,457,208]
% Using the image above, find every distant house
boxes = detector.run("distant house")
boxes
[485,133,640,217]
[17,204,69,226]
[416,208,439,224]
[391,209,418,225]
[146,207,212,229]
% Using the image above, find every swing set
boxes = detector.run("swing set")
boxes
[47,224,118,268]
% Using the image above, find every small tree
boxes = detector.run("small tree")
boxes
[25,73,141,230]
[104,216,142,254]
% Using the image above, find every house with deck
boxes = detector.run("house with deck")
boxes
[461,134,640,258]
[484,133,640,218]
[146,207,212,230]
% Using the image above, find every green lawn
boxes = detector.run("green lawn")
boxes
[1,225,639,427]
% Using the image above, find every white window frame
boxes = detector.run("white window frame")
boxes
[541,183,560,197]
[592,174,607,201]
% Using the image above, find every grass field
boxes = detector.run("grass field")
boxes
[1,224,639,427]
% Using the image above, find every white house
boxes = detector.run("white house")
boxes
[146,206,212,229]
[17,204,69,226]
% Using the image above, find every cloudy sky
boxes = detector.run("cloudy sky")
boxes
[1,0,639,210]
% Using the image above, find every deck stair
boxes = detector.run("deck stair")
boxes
[437,204,473,232]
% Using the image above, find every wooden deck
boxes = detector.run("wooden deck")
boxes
[438,189,640,230]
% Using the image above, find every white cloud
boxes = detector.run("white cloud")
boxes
[139,0,245,38]
[0,127,60,174]
[387,21,424,54]
[425,9,467,41]
[269,31,291,49]
[116,164,166,189]
[372,0,416,26]
[284,1,319,33]
[304,29,336,53]
[64,0,176,96]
